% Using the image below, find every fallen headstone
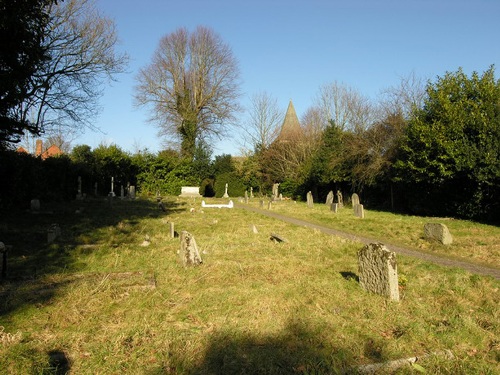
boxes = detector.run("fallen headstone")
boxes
[424,223,453,245]
[358,243,399,301]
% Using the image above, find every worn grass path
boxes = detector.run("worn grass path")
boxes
[236,203,500,280]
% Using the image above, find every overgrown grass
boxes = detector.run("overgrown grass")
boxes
[256,199,500,268]
[0,197,498,374]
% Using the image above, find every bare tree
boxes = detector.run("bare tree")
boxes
[380,71,427,119]
[135,26,242,159]
[14,0,127,138]
[241,91,282,153]
[316,81,373,132]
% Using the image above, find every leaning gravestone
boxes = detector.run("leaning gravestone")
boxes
[358,243,399,301]
[424,223,453,245]
[326,191,334,206]
[307,191,314,208]
[179,231,202,266]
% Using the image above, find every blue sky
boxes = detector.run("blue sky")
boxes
[78,0,500,156]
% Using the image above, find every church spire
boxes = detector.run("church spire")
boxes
[278,100,303,140]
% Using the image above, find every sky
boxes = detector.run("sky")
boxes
[75,0,500,156]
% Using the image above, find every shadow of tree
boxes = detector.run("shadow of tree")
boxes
[157,320,355,375]
[0,197,185,316]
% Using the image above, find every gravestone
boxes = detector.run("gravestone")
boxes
[110,177,115,197]
[250,187,254,198]
[223,183,229,198]
[30,199,40,212]
[179,231,203,266]
[336,190,343,208]
[330,203,338,213]
[47,223,61,244]
[129,186,136,199]
[272,183,279,199]
[326,190,334,206]
[169,222,175,238]
[351,193,360,206]
[260,200,264,208]
[76,176,83,200]
[354,204,365,218]
[307,191,314,208]
[179,186,202,197]
[424,223,453,245]
[120,185,124,200]
[358,243,399,301]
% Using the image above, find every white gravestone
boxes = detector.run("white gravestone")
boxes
[179,186,202,197]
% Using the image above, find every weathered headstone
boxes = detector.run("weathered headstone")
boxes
[351,193,360,206]
[47,223,61,244]
[110,177,115,196]
[268,201,272,210]
[250,187,254,198]
[358,243,399,301]
[331,203,338,213]
[307,191,313,208]
[354,204,365,218]
[129,186,136,199]
[179,231,203,266]
[272,183,279,199]
[424,223,453,245]
[30,199,40,212]
[326,190,334,206]
[337,190,343,208]
[260,200,264,208]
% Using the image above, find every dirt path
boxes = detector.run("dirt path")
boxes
[237,204,500,280]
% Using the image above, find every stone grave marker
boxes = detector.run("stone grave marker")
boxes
[179,231,203,266]
[129,185,136,199]
[30,199,40,212]
[351,193,360,206]
[354,204,365,218]
[330,203,338,213]
[424,223,453,245]
[307,191,314,208]
[179,186,202,197]
[47,223,61,244]
[336,190,343,208]
[358,243,399,301]
[326,190,334,206]
[223,183,229,198]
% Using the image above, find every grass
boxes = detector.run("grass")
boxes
[0,196,498,374]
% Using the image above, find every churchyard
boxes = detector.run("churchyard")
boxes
[0,196,498,374]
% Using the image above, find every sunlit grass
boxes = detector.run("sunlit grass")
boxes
[0,197,498,374]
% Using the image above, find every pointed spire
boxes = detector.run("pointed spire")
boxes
[278,100,303,140]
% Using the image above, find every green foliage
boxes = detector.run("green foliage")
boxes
[214,172,247,197]
[394,66,500,220]
[92,144,133,194]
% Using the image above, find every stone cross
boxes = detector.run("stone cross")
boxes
[358,243,399,301]
[179,231,203,266]
[110,177,115,196]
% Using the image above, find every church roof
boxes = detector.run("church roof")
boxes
[278,100,303,140]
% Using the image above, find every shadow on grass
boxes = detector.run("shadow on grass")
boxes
[0,197,184,316]
[153,320,357,375]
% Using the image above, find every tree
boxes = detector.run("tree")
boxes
[14,0,127,139]
[394,66,500,220]
[0,0,56,144]
[135,26,242,159]
[241,91,282,153]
